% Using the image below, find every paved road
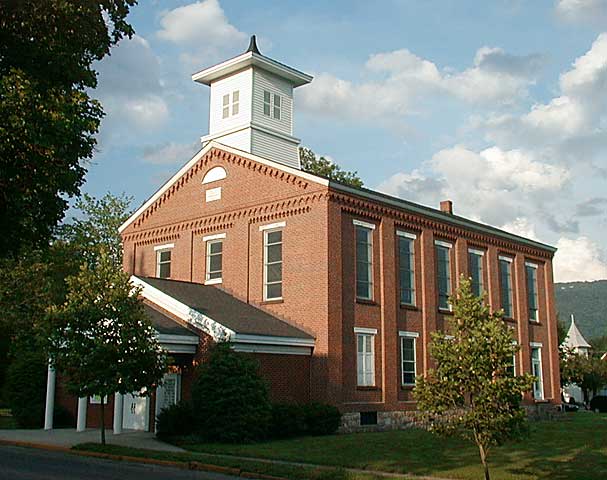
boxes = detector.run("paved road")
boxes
[0,445,240,480]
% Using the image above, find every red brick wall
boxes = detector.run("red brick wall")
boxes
[121,146,560,414]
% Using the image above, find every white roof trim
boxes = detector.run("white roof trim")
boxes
[396,230,417,239]
[231,333,314,348]
[132,275,234,342]
[259,221,286,231]
[118,141,329,234]
[354,327,378,335]
[154,243,174,251]
[202,233,226,242]
[353,219,376,230]
[156,334,198,345]
[232,343,312,356]
[399,331,420,338]
[132,276,315,349]
[192,51,313,87]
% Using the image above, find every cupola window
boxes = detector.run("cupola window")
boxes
[222,90,240,119]
[263,90,281,119]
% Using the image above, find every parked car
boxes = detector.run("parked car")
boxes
[562,403,579,412]
[589,395,607,413]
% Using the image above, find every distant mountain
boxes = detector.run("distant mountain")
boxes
[554,280,607,341]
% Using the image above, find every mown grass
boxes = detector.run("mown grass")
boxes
[178,413,607,480]
[74,413,607,480]
[72,443,412,480]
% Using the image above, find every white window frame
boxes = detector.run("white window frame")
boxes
[525,262,539,322]
[355,327,376,386]
[399,331,419,386]
[155,244,173,279]
[530,343,544,400]
[354,220,375,300]
[222,90,240,119]
[263,227,283,301]
[203,233,225,285]
[397,231,416,306]
[468,248,485,297]
[263,90,281,119]
[435,240,453,311]
[232,90,239,116]
[498,256,514,318]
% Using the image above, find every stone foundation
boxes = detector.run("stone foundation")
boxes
[340,403,563,433]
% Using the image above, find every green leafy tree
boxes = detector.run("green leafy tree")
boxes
[561,352,607,404]
[299,147,364,187]
[192,342,272,443]
[0,0,136,258]
[44,251,166,444]
[415,277,534,480]
[58,193,133,268]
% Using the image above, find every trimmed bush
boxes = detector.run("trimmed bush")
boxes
[156,401,195,439]
[270,403,306,439]
[53,404,75,428]
[5,344,47,428]
[191,342,271,443]
[269,402,341,439]
[302,402,341,436]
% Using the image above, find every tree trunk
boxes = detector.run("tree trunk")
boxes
[100,396,106,445]
[478,443,490,480]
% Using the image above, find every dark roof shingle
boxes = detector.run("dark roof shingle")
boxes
[140,277,313,340]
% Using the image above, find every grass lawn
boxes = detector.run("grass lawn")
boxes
[177,412,607,480]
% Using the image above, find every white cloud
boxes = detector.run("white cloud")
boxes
[553,237,607,282]
[378,145,570,233]
[142,141,200,165]
[555,0,607,24]
[500,217,540,240]
[299,45,544,122]
[96,35,170,134]
[157,0,247,66]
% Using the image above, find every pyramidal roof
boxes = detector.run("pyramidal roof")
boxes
[562,315,591,350]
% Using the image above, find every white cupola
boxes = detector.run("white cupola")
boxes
[192,36,312,169]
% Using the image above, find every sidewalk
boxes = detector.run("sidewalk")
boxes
[0,428,184,452]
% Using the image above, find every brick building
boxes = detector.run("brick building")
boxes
[48,37,560,432]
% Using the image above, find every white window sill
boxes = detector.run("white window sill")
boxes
[205,278,222,285]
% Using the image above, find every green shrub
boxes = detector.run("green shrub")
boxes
[156,401,195,439]
[270,403,306,439]
[302,402,341,436]
[191,342,271,443]
[269,402,341,439]
[53,404,75,428]
[5,344,47,428]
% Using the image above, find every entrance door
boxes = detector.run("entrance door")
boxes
[156,373,181,417]
[122,391,149,431]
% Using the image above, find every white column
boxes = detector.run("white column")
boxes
[76,397,87,432]
[113,393,123,434]
[44,364,56,430]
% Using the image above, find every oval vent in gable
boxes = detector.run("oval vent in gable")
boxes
[202,166,227,184]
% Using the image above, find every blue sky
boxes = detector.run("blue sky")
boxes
[88,0,607,282]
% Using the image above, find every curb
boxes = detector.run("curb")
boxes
[0,439,289,480]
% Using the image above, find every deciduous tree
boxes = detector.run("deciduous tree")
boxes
[0,0,136,257]
[45,252,166,444]
[299,147,364,187]
[415,277,534,480]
